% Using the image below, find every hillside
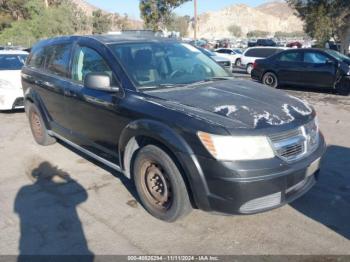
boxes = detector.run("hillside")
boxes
[188,1,303,38]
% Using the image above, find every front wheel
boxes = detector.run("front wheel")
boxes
[262,72,279,88]
[133,145,192,222]
[235,59,241,67]
[246,64,253,74]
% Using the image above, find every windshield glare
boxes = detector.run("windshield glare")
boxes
[325,49,350,62]
[0,54,27,70]
[110,42,231,89]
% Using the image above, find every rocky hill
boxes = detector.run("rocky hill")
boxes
[189,1,303,39]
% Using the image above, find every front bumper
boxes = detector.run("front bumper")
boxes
[178,134,326,215]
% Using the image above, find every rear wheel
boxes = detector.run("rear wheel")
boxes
[133,145,192,222]
[26,102,56,146]
[262,72,279,88]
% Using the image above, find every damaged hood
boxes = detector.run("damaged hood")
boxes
[146,79,314,130]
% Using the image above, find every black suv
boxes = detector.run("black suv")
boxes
[22,35,326,222]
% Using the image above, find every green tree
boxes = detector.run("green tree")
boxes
[140,0,190,31]
[92,9,112,34]
[166,14,190,37]
[227,24,242,38]
[287,0,350,53]
[0,0,89,46]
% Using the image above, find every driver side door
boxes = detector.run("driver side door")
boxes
[64,43,127,164]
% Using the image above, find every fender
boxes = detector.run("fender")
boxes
[118,119,212,211]
[23,84,53,131]
[119,119,194,168]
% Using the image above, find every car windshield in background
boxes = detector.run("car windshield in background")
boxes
[0,54,27,70]
[110,42,231,89]
[325,49,350,63]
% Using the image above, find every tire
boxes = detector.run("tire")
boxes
[133,145,192,222]
[246,64,253,74]
[235,59,241,67]
[26,102,56,146]
[262,72,279,88]
[335,79,350,96]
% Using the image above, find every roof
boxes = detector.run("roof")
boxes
[0,50,29,55]
[35,34,178,48]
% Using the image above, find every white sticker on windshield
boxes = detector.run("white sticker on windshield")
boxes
[181,43,201,53]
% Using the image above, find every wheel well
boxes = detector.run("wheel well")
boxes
[122,135,197,208]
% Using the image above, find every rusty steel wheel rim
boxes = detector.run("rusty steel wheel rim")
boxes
[140,162,172,211]
[31,111,43,140]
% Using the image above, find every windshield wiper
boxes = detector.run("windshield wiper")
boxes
[139,83,186,90]
[185,76,234,87]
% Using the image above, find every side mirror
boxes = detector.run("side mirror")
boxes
[84,73,119,92]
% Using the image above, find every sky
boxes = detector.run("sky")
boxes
[86,0,272,19]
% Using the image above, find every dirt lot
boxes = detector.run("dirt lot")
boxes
[0,84,349,255]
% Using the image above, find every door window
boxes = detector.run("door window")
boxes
[27,47,46,69]
[71,46,115,86]
[304,52,328,64]
[278,52,302,62]
[46,44,72,77]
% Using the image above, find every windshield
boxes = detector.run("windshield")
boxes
[110,42,231,89]
[0,54,27,70]
[325,49,350,63]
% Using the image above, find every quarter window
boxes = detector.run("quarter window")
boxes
[71,46,115,85]
[304,52,328,64]
[46,44,72,77]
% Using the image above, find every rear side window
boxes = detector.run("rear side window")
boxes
[46,44,72,78]
[279,51,303,62]
[27,47,46,69]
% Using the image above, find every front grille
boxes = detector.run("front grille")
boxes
[269,119,319,162]
[239,192,282,213]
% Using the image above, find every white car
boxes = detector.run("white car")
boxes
[241,47,287,74]
[214,48,243,67]
[0,50,28,111]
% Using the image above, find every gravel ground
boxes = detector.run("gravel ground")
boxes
[0,75,349,256]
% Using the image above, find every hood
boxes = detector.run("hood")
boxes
[0,70,22,89]
[146,79,314,130]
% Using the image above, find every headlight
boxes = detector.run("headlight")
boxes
[0,80,14,89]
[197,132,275,161]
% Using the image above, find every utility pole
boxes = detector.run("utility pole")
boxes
[194,0,197,40]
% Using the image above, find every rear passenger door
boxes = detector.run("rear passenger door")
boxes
[274,51,304,85]
[26,43,73,135]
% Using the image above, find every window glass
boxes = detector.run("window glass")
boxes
[72,46,115,85]
[27,47,46,69]
[110,42,230,88]
[304,52,328,64]
[279,52,302,62]
[46,44,72,77]
[0,54,28,70]
[246,48,282,58]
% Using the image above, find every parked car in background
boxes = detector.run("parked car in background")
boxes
[251,48,350,95]
[197,47,232,71]
[214,48,242,66]
[0,50,28,110]
[22,35,325,222]
[241,47,286,74]
[256,39,277,47]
